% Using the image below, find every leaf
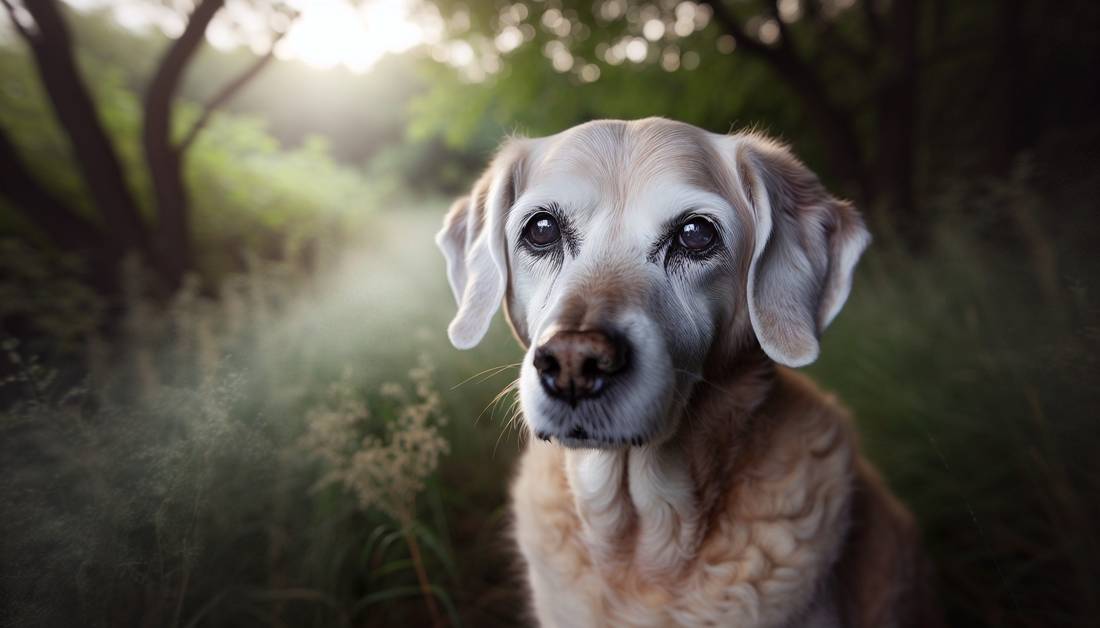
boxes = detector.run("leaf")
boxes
[369,557,415,582]
[360,523,393,567]
[410,521,459,584]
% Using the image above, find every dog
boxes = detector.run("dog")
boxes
[437,118,938,627]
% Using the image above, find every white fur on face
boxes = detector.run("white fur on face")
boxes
[506,122,744,448]
[438,118,869,449]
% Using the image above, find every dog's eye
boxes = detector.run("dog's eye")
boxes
[523,212,561,247]
[677,217,717,251]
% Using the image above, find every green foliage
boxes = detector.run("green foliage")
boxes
[406,9,814,162]
[0,35,383,279]
[181,117,385,276]
[0,46,101,219]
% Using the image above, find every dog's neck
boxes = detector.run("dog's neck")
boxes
[562,345,776,575]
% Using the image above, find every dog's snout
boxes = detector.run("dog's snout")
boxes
[533,329,628,406]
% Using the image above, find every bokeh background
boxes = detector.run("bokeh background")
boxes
[1,1,1097,626]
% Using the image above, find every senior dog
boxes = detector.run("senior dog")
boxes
[437,118,938,627]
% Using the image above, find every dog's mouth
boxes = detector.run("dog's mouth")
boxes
[524,378,658,449]
[533,425,651,449]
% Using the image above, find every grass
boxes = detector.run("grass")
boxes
[811,178,1099,626]
[1,182,1096,627]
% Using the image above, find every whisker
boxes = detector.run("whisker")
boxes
[494,393,524,457]
[475,379,519,426]
[451,362,522,390]
[499,397,521,433]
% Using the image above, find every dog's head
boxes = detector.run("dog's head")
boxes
[437,118,869,448]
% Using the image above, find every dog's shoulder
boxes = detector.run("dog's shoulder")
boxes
[739,367,859,481]
[766,371,944,628]
[830,455,944,628]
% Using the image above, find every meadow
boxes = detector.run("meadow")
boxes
[3,180,1097,626]
[2,2,1098,626]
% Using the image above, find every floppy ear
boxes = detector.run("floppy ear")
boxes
[435,140,527,349]
[731,134,871,367]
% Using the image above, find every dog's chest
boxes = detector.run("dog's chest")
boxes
[511,426,853,627]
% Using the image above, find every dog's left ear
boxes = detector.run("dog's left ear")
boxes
[723,134,871,367]
[436,139,528,349]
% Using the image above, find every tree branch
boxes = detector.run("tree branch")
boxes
[144,0,224,161]
[142,0,224,285]
[1,0,35,42]
[177,28,291,153]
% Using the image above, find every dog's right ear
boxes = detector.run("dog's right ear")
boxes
[436,140,528,349]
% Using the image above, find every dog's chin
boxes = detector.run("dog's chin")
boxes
[529,416,662,450]
[518,362,675,450]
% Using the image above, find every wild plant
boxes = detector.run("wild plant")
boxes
[300,356,452,626]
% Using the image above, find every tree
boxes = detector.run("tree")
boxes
[427,0,930,242]
[703,0,914,221]
[0,0,295,292]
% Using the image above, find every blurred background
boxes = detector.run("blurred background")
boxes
[0,1,1097,626]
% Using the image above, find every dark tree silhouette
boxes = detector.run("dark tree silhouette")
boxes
[0,0,293,292]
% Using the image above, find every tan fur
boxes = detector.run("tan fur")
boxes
[513,359,937,627]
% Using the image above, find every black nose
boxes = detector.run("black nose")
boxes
[532,329,629,405]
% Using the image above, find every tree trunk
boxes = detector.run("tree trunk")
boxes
[0,128,97,251]
[991,0,1031,173]
[143,0,225,290]
[0,127,124,294]
[19,1,151,261]
[874,0,921,246]
[8,0,283,294]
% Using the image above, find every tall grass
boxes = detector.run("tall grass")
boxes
[813,166,1099,626]
[0,211,523,627]
[1,172,1096,627]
